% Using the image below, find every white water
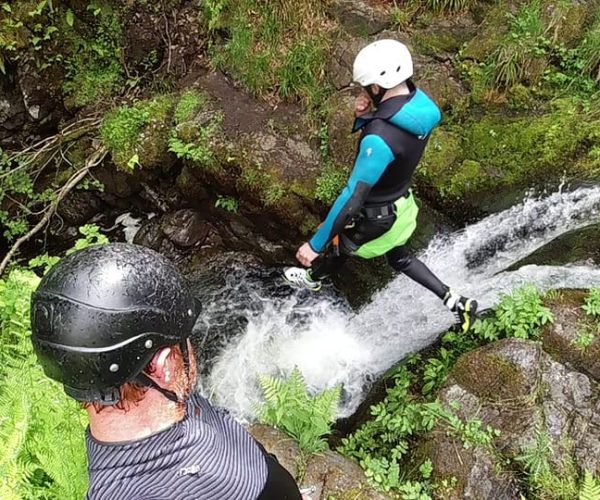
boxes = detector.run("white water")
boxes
[201,186,600,420]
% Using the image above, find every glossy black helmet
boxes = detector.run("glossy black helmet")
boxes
[30,243,199,405]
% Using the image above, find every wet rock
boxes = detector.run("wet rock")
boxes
[248,424,301,480]
[542,291,600,382]
[133,218,165,251]
[328,37,365,89]
[0,78,27,146]
[161,209,210,248]
[449,339,542,401]
[95,164,141,199]
[413,55,468,110]
[422,432,521,499]
[176,165,211,202]
[330,0,392,37]
[435,337,600,485]
[16,60,62,125]
[303,450,390,499]
[57,190,104,226]
[248,423,388,499]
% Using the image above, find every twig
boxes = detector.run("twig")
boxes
[0,147,107,277]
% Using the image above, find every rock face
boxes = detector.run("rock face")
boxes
[423,336,600,497]
[248,423,390,500]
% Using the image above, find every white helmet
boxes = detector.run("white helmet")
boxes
[352,39,413,89]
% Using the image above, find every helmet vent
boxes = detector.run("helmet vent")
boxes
[397,66,401,72]
[380,70,386,75]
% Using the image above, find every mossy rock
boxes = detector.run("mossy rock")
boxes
[417,99,600,214]
[542,290,600,383]
[449,339,541,401]
[101,95,175,171]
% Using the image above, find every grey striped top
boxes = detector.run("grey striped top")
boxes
[86,394,268,499]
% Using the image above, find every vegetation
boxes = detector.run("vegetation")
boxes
[202,0,332,107]
[215,195,238,213]
[0,0,124,107]
[101,95,174,170]
[337,284,560,496]
[257,367,340,457]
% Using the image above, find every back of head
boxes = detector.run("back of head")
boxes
[30,243,199,405]
[353,39,413,89]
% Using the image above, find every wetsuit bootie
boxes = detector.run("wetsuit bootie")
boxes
[283,267,322,292]
[444,290,477,333]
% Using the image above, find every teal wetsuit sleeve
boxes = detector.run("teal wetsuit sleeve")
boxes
[309,134,395,253]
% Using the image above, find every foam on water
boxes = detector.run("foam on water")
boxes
[198,186,600,419]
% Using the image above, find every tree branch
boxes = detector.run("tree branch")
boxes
[0,147,107,277]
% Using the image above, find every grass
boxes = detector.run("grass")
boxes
[101,95,173,170]
[203,0,332,108]
[424,0,476,12]
[173,90,207,125]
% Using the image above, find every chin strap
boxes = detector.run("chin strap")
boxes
[134,372,180,403]
[366,85,385,107]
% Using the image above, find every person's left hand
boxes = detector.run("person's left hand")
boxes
[296,242,319,267]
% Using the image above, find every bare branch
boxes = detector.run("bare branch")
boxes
[0,147,108,277]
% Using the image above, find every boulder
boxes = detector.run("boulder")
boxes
[57,190,104,226]
[437,337,600,486]
[330,0,392,37]
[542,291,600,382]
[248,423,302,480]
[248,424,390,499]
[160,209,210,248]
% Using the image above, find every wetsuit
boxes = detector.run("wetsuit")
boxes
[309,83,449,299]
[86,394,301,500]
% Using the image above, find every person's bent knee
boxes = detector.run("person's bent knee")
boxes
[386,247,413,271]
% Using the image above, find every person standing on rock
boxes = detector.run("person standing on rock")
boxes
[30,243,309,500]
[284,39,477,333]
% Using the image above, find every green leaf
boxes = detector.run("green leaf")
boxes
[65,8,74,26]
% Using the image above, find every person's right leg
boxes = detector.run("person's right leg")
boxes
[386,245,477,332]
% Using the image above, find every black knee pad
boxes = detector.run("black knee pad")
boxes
[386,247,413,271]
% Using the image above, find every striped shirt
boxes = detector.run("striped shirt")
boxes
[86,394,268,499]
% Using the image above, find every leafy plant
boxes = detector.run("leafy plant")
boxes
[582,288,600,317]
[258,367,340,456]
[571,322,596,351]
[0,225,107,497]
[315,164,348,204]
[168,111,223,170]
[516,425,578,499]
[215,195,239,213]
[473,285,553,341]
[174,90,206,125]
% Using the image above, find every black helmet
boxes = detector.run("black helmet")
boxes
[31,243,199,405]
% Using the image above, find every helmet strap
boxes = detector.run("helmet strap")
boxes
[134,372,180,404]
[365,85,386,107]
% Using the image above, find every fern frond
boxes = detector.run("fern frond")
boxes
[580,471,600,500]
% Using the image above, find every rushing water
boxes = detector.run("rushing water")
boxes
[191,186,600,420]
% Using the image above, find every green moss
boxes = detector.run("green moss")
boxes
[101,95,174,170]
[237,161,290,207]
[419,99,600,202]
[451,352,526,401]
[173,90,207,125]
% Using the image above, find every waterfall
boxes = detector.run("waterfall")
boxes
[195,186,600,419]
